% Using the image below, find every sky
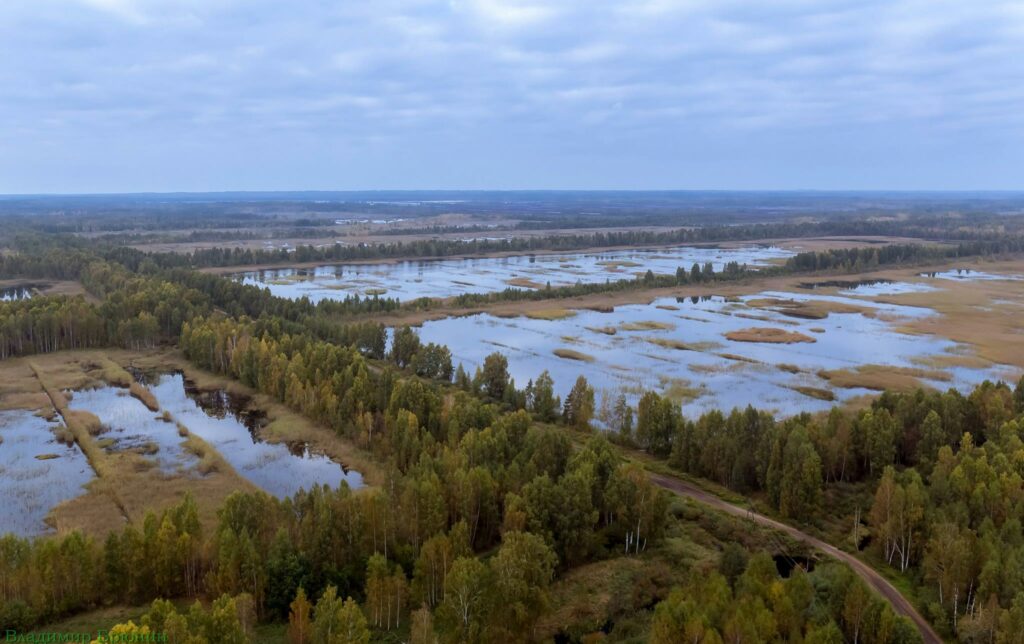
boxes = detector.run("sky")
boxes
[2,0,1024,193]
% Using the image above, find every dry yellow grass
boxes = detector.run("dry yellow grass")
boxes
[129,381,160,411]
[790,386,835,401]
[621,320,675,331]
[553,348,596,362]
[525,307,577,320]
[746,297,872,320]
[646,337,694,351]
[911,353,993,370]
[725,327,816,344]
[716,353,763,364]
[506,277,545,289]
[585,325,617,335]
[819,364,951,392]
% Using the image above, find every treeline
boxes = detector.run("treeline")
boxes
[785,240,1024,273]
[118,220,1024,270]
[651,553,920,643]
[0,297,110,358]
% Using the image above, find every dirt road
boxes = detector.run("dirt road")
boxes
[649,473,942,644]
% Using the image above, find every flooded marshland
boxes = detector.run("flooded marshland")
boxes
[232,245,794,301]
[920,268,1024,282]
[66,386,200,473]
[147,373,363,497]
[0,410,94,536]
[414,288,1011,418]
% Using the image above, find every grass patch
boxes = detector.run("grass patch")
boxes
[716,353,763,364]
[790,386,835,401]
[746,297,872,320]
[621,320,675,332]
[585,325,617,335]
[647,337,693,351]
[646,338,724,352]
[655,304,679,311]
[911,353,992,370]
[35,453,60,460]
[777,363,802,374]
[596,260,642,269]
[725,327,816,344]
[129,382,160,412]
[554,348,596,362]
[525,307,577,320]
[506,277,545,289]
[364,287,387,296]
[819,364,951,392]
[660,378,703,403]
[93,358,134,387]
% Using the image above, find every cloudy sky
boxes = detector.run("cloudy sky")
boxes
[2,0,1023,192]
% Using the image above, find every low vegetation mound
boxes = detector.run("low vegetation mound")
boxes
[525,308,577,320]
[725,327,816,344]
[553,348,596,362]
[819,364,951,391]
[745,297,871,320]
[621,320,675,331]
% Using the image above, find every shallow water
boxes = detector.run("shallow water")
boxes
[148,373,363,497]
[413,291,1004,418]
[232,245,794,301]
[66,386,198,473]
[921,269,1024,282]
[0,410,94,537]
[0,285,38,301]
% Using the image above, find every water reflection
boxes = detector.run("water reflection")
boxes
[920,269,1024,282]
[0,410,94,537]
[148,373,363,497]
[67,386,198,473]
[232,245,795,302]
[413,291,1006,418]
[0,285,39,301]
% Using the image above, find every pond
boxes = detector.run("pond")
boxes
[412,290,1007,418]
[66,386,199,473]
[0,285,40,301]
[231,245,794,301]
[798,279,939,296]
[147,373,363,497]
[0,410,94,537]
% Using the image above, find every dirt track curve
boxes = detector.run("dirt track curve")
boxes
[650,473,942,644]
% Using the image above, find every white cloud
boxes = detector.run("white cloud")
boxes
[2,0,1024,190]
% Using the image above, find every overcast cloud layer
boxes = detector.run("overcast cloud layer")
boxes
[2,0,1023,192]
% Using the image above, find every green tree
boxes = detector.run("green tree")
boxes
[437,557,491,644]
[562,375,595,430]
[527,370,558,422]
[391,325,421,368]
[488,531,557,639]
[476,352,509,400]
